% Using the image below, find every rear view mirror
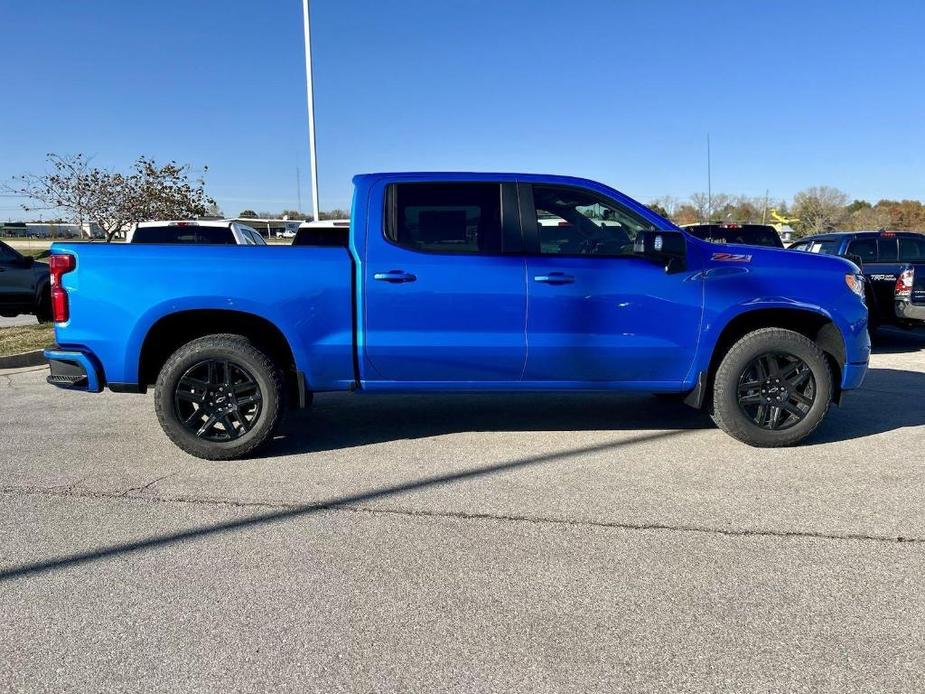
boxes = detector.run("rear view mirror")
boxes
[634,230,686,272]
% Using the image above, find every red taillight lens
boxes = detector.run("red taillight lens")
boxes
[48,254,76,323]
[896,268,914,299]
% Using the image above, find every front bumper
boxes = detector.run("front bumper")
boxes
[43,347,104,393]
[895,300,925,323]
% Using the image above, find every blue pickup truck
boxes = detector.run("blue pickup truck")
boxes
[789,231,925,331]
[44,173,870,459]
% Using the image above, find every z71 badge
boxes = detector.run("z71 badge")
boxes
[711,252,752,262]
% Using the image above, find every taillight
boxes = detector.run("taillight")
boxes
[845,273,865,301]
[48,254,76,323]
[896,268,914,299]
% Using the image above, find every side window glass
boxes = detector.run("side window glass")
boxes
[385,182,502,254]
[533,185,654,257]
[878,237,898,261]
[847,238,877,263]
[900,237,925,261]
[0,243,18,263]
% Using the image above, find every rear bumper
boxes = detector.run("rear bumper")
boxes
[43,347,103,393]
[895,300,925,323]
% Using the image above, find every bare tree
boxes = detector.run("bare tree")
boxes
[689,192,732,222]
[10,154,215,241]
[319,209,350,220]
[648,195,679,218]
[792,186,849,234]
[689,192,710,222]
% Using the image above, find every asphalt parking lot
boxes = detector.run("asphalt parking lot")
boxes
[2,329,924,692]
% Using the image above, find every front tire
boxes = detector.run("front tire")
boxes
[154,334,284,460]
[711,328,833,447]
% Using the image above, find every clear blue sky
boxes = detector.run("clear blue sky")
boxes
[1,0,923,220]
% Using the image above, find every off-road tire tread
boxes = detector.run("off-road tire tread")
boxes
[711,328,832,447]
[154,334,284,460]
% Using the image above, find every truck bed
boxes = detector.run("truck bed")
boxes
[51,243,356,391]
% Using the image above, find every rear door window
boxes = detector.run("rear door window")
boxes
[385,182,502,254]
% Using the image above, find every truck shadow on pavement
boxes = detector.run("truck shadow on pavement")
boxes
[869,326,925,354]
[269,361,925,454]
[270,392,714,455]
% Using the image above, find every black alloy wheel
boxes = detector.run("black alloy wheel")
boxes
[735,352,816,431]
[155,334,284,460]
[711,327,833,448]
[174,359,263,441]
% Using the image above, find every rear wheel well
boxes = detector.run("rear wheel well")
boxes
[139,310,302,404]
[705,309,844,406]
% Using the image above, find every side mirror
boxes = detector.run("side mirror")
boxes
[18,255,34,268]
[634,230,686,272]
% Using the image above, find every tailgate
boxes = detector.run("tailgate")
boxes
[912,265,925,304]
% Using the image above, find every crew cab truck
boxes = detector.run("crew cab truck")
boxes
[43,173,870,459]
[789,230,925,331]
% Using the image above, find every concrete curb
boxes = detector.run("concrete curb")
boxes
[0,349,47,369]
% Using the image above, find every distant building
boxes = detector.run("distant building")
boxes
[21,222,104,239]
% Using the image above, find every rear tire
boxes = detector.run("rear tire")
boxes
[154,334,284,460]
[711,328,833,447]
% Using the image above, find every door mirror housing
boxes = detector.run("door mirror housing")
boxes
[634,230,686,272]
[17,255,35,268]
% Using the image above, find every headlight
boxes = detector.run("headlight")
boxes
[845,273,865,302]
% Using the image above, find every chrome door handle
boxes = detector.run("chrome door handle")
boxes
[534,272,575,285]
[373,270,417,283]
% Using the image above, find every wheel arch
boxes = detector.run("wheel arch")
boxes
[137,309,305,406]
[696,307,846,408]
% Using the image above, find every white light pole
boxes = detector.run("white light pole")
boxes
[301,0,320,222]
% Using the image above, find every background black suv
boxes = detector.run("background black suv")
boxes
[0,240,50,321]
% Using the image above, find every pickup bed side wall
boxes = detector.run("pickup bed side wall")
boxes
[51,244,356,391]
